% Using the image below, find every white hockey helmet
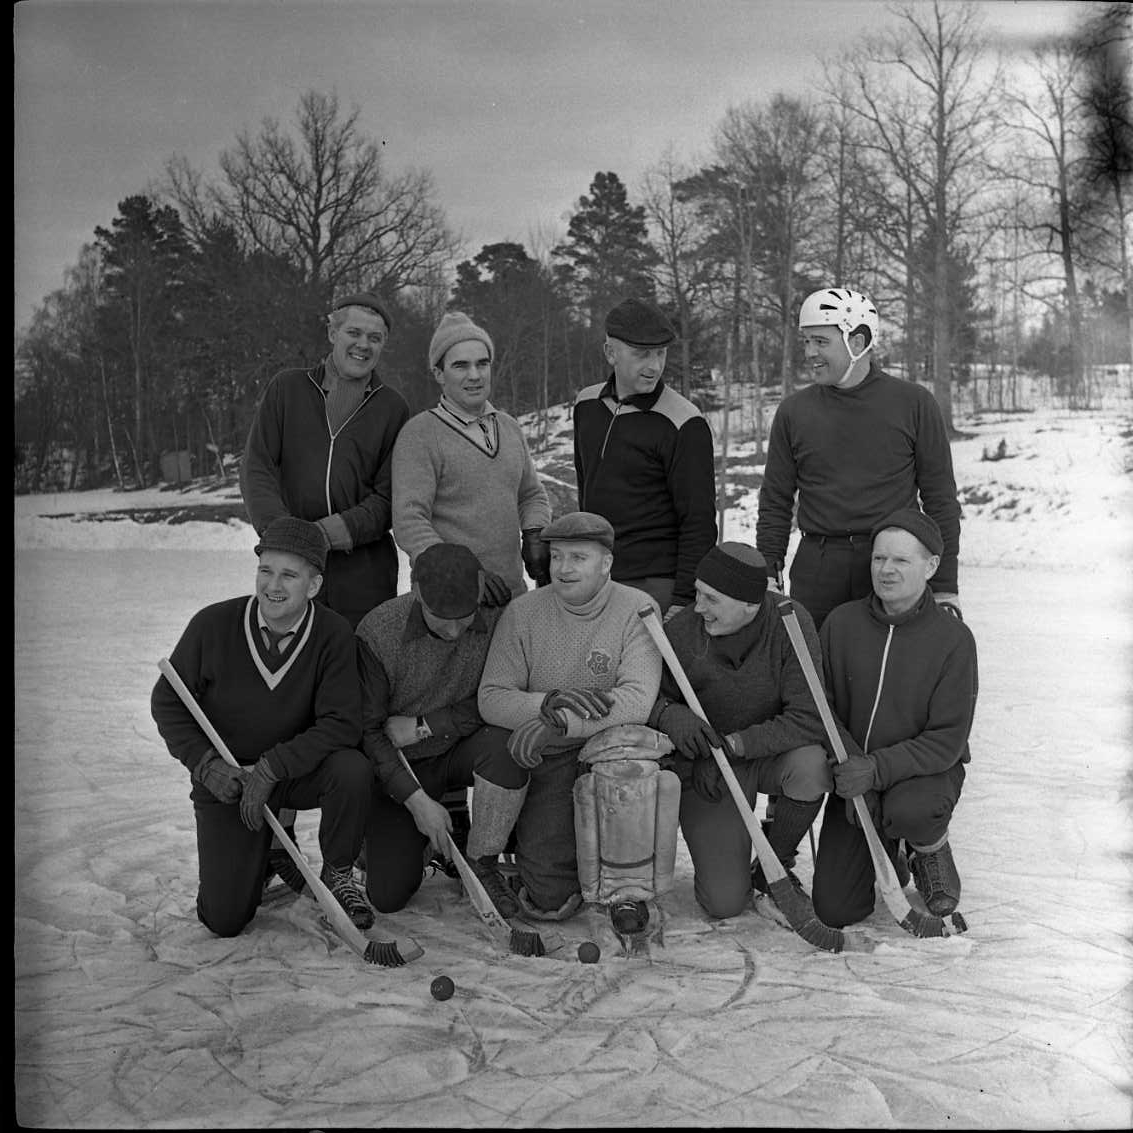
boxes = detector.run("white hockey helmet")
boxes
[798,288,879,345]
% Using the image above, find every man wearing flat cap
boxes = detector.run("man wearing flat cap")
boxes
[478,512,662,920]
[572,297,718,623]
[241,290,410,631]
[812,508,978,927]
[392,311,552,609]
[354,542,528,918]
[648,541,832,919]
[151,516,375,940]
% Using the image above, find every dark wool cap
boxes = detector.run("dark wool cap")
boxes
[255,516,328,572]
[871,508,944,557]
[695,542,768,604]
[540,511,615,551]
[412,542,483,619]
[331,291,394,332]
[604,298,677,347]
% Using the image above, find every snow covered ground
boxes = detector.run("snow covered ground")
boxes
[14,405,1133,1129]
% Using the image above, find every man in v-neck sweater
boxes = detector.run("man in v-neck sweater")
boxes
[151,517,373,939]
[392,312,552,604]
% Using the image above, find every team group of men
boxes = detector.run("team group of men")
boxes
[151,286,978,946]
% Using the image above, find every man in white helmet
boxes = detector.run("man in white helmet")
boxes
[755,287,962,631]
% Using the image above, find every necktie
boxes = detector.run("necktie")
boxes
[264,628,290,656]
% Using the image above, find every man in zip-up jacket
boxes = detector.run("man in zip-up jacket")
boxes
[241,292,410,630]
[811,508,978,928]
[572,298,717,622]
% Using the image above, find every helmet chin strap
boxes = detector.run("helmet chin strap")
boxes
[836,331,871,388]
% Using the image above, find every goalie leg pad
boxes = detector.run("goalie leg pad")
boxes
[574,759,681,904]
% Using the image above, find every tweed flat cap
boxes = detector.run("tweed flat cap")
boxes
[331,291,394,332]
[604,298,677,347]
[540,512,615,551]
[254,516,328,572]
[871,508,944,557]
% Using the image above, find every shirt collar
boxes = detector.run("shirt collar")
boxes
[438,393,497,424]
[256,602,310,637]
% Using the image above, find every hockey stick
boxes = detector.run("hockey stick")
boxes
[395,752,559,957]
[157,657,423,966]
[637,607,846,954]
[776,601,966,939]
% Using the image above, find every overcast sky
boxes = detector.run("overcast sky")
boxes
[14,0,1083,331]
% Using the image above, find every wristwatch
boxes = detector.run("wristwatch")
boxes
[415,715,432,742]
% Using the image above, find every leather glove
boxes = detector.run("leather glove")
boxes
[659,703,721,761]
[539,688,615,732]
[832,752,878,799]
[507,718,555,769]
[191,749,245,804]
[521,528,551,587]
[933,592,963,620]
[481,570,512,607]
[662,604,684,624]
[239,757,278,831]
[691,757,726,803]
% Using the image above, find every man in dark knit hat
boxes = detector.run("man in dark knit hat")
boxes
[573,297,717,623]
[241,290,409,631]
[647,541,831,920]
[812,508,978,926]
[355,542,528,918]
[392,311,552,608]
[151,516,375,938]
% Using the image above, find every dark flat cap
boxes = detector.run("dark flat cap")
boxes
[871,508,944,557]
[604,298,677,347]
[412,542,483,619]
[331,291,394,332]
[255,516,328,572]
[540,512,615,551]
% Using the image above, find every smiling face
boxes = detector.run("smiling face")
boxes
[799,324,867,388]
[693,579,760,636]
[604,338,668,400]
[871,528,939,616]
[327,305,389,381]
[255,550,322,630]
[549,540,613,607]
[434,339,492,415]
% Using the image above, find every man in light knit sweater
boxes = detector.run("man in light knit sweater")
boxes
[478,512,662,920]
[392,311,553,606]
[355,543,527,917]
[756,287,962,631]
[648,543,831,920]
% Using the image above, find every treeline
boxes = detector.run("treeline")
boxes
[14,1,1132,493]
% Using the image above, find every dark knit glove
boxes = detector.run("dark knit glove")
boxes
[239,757,278,832]
[521,528,551,587]
[691,758,726,803]
[832,752,878,799]
[191,750,245,804]
[481,570,512,607]
[659,703,721,761]
[539,688,614,732]
[508,718,555,769]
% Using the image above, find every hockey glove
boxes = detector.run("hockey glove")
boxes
[832,752,878,799]
[659,703,721,761]
[481,570,512,607]
[239,757,278,832]
[933,592,963,620]
[521,528,551,587]
[507,718,555,769]
[539,688,615,732]
[192,749,245,804]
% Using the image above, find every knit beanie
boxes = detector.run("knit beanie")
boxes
[429,312,494,370]
[412,542,483,619]
[871,508,943,557]
[331,291,394,332]
[255,516,328,572]
[695,543,768,604]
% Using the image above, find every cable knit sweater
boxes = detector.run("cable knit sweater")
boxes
[392,405,551,596]
[477,581,661,749]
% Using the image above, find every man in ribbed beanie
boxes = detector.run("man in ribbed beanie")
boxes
[647,540,831,920]
[392,310,552,610]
